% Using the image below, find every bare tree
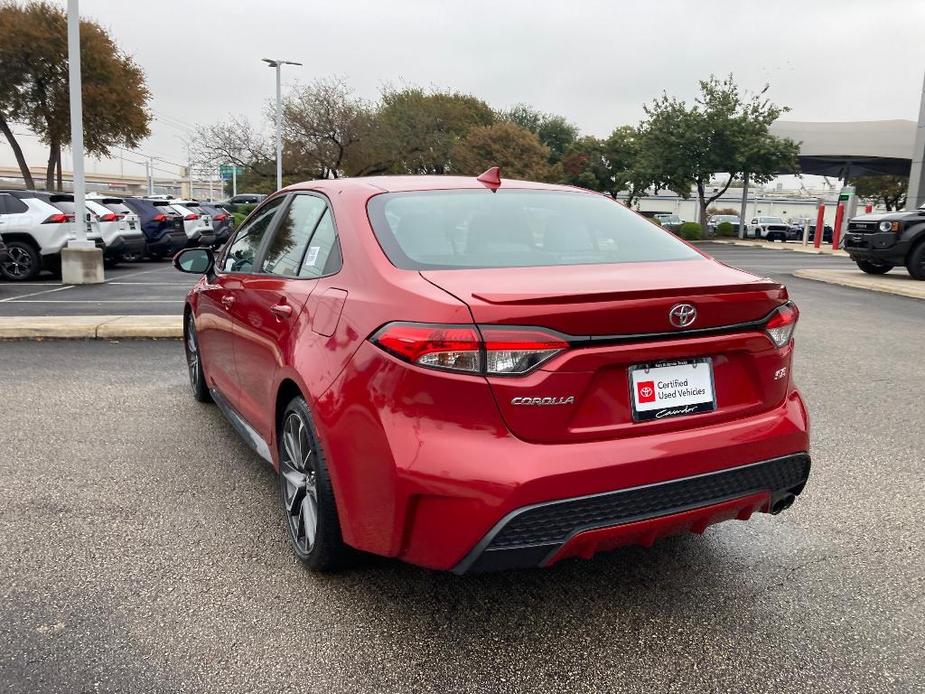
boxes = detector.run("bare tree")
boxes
[278,77,373,179]
[190,115,274,178]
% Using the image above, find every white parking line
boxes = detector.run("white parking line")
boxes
[7,299,181,303]
[0,285,74,302]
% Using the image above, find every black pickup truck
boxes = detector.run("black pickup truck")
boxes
[843,207,925,280]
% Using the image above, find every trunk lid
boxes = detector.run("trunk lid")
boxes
[420,258,785,337]
[421,257,793,444]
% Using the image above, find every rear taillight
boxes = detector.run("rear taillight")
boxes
[765,303,799,348]
[215,214,227,221]
[371,322,568,376]
[184,213,199,221]
[152,213,167,222]
[98,213,118,222]
[43,213,74,223]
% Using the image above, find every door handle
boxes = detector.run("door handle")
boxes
[270,303,292,319]
[221,295,235,308]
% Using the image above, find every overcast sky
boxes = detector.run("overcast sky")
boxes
[5,0,925,180]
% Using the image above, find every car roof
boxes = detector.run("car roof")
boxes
[281,175,584,196]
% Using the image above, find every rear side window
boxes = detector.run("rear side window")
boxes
[299,209,341,278]
[104,202,133,215]
[261,194,326,277]
[221,197,285,273]
[367,190,700,270]
[0,194,28,214]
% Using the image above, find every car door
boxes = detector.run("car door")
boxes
[227,193,330,441]
[196,196,287,403]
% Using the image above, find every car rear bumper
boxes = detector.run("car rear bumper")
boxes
[104,233,146,258]
[454,453,810,572]
[321,345,811,571]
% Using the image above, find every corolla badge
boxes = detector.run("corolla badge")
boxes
[511,396,575,406]
[668,303,697,328]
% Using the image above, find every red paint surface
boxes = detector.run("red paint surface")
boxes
[187,176,810,571]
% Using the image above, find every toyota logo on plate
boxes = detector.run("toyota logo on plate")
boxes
[668,303,697,328]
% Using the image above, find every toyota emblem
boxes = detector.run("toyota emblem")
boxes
[668,303,697,328]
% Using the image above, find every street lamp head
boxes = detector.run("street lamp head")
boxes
[261,58,278,67]
[262,58,301,68]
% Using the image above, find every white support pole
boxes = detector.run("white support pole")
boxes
[232,166,237,197]
[67,0,87,245]
[61,0,103,283]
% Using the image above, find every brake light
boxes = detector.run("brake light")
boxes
[765,303,799,348]
[152,213,167,222]
[98,213,118,222]
[43,213,75,223]
[370,323,568,375]
[184,213,199,221]
[214,214,227,221]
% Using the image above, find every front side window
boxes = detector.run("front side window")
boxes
[367,189,700,270]
[261,195,327,277]
[221,197,285,273]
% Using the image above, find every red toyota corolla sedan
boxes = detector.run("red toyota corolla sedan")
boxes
[174,170,810,573]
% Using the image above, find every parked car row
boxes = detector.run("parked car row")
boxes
[0,190,237,281]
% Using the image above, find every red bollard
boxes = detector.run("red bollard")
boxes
[865,203,873,213]
[832,202,845,250]
[814,203,826,249]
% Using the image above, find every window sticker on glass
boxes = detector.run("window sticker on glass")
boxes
[304,246,321,267]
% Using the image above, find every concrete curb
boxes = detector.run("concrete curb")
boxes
[792,269,925,300]
[703,239,849,257]
[0,315,183,340]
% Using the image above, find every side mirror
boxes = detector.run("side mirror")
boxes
[173,247,214,275]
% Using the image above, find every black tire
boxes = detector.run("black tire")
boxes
[907,242,925,281]
[856,260,893,276]
[183,314,211,403]
[278,396,350,571]
[0,240,41,281]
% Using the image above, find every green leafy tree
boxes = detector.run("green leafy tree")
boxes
[637,75,798,226]
[501,104,578,164]
[561,126,650,205]
[450,122,552,180]
[851,175,907,211]
[0,1,151,190]
[375,87,495,174]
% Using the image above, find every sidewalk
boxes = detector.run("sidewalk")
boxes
[704,238,849,257]
[792,268,925,300]
[0,315,182,339]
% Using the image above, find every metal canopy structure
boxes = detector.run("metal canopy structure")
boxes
[770,119,916,178]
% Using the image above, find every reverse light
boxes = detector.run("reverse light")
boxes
[371,323,568,376]
[765,303,799,348]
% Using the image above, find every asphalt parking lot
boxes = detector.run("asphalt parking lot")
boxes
[0,261,196,316]
[1,247,923,693]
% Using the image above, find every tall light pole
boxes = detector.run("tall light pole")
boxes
[62,0,103,283]
[262,58,301,191]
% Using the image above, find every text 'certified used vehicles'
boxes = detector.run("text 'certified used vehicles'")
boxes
[175,170,810,573]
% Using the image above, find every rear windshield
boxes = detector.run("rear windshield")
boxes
[104,202,133,215]
[367,190,700,270]
[51,199,76,213]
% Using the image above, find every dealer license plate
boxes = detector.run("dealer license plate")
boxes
[629,358,716,422]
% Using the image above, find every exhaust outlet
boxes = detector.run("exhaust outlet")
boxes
[770,493,796,515]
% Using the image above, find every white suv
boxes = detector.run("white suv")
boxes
[0,190,103,281]
[85,197,145,265]
[163,199,215,247]
[747,216,790,241]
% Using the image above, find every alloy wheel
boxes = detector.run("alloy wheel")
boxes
[280,412,319,555]
[2,247,33,279]
[185,320,200,388]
